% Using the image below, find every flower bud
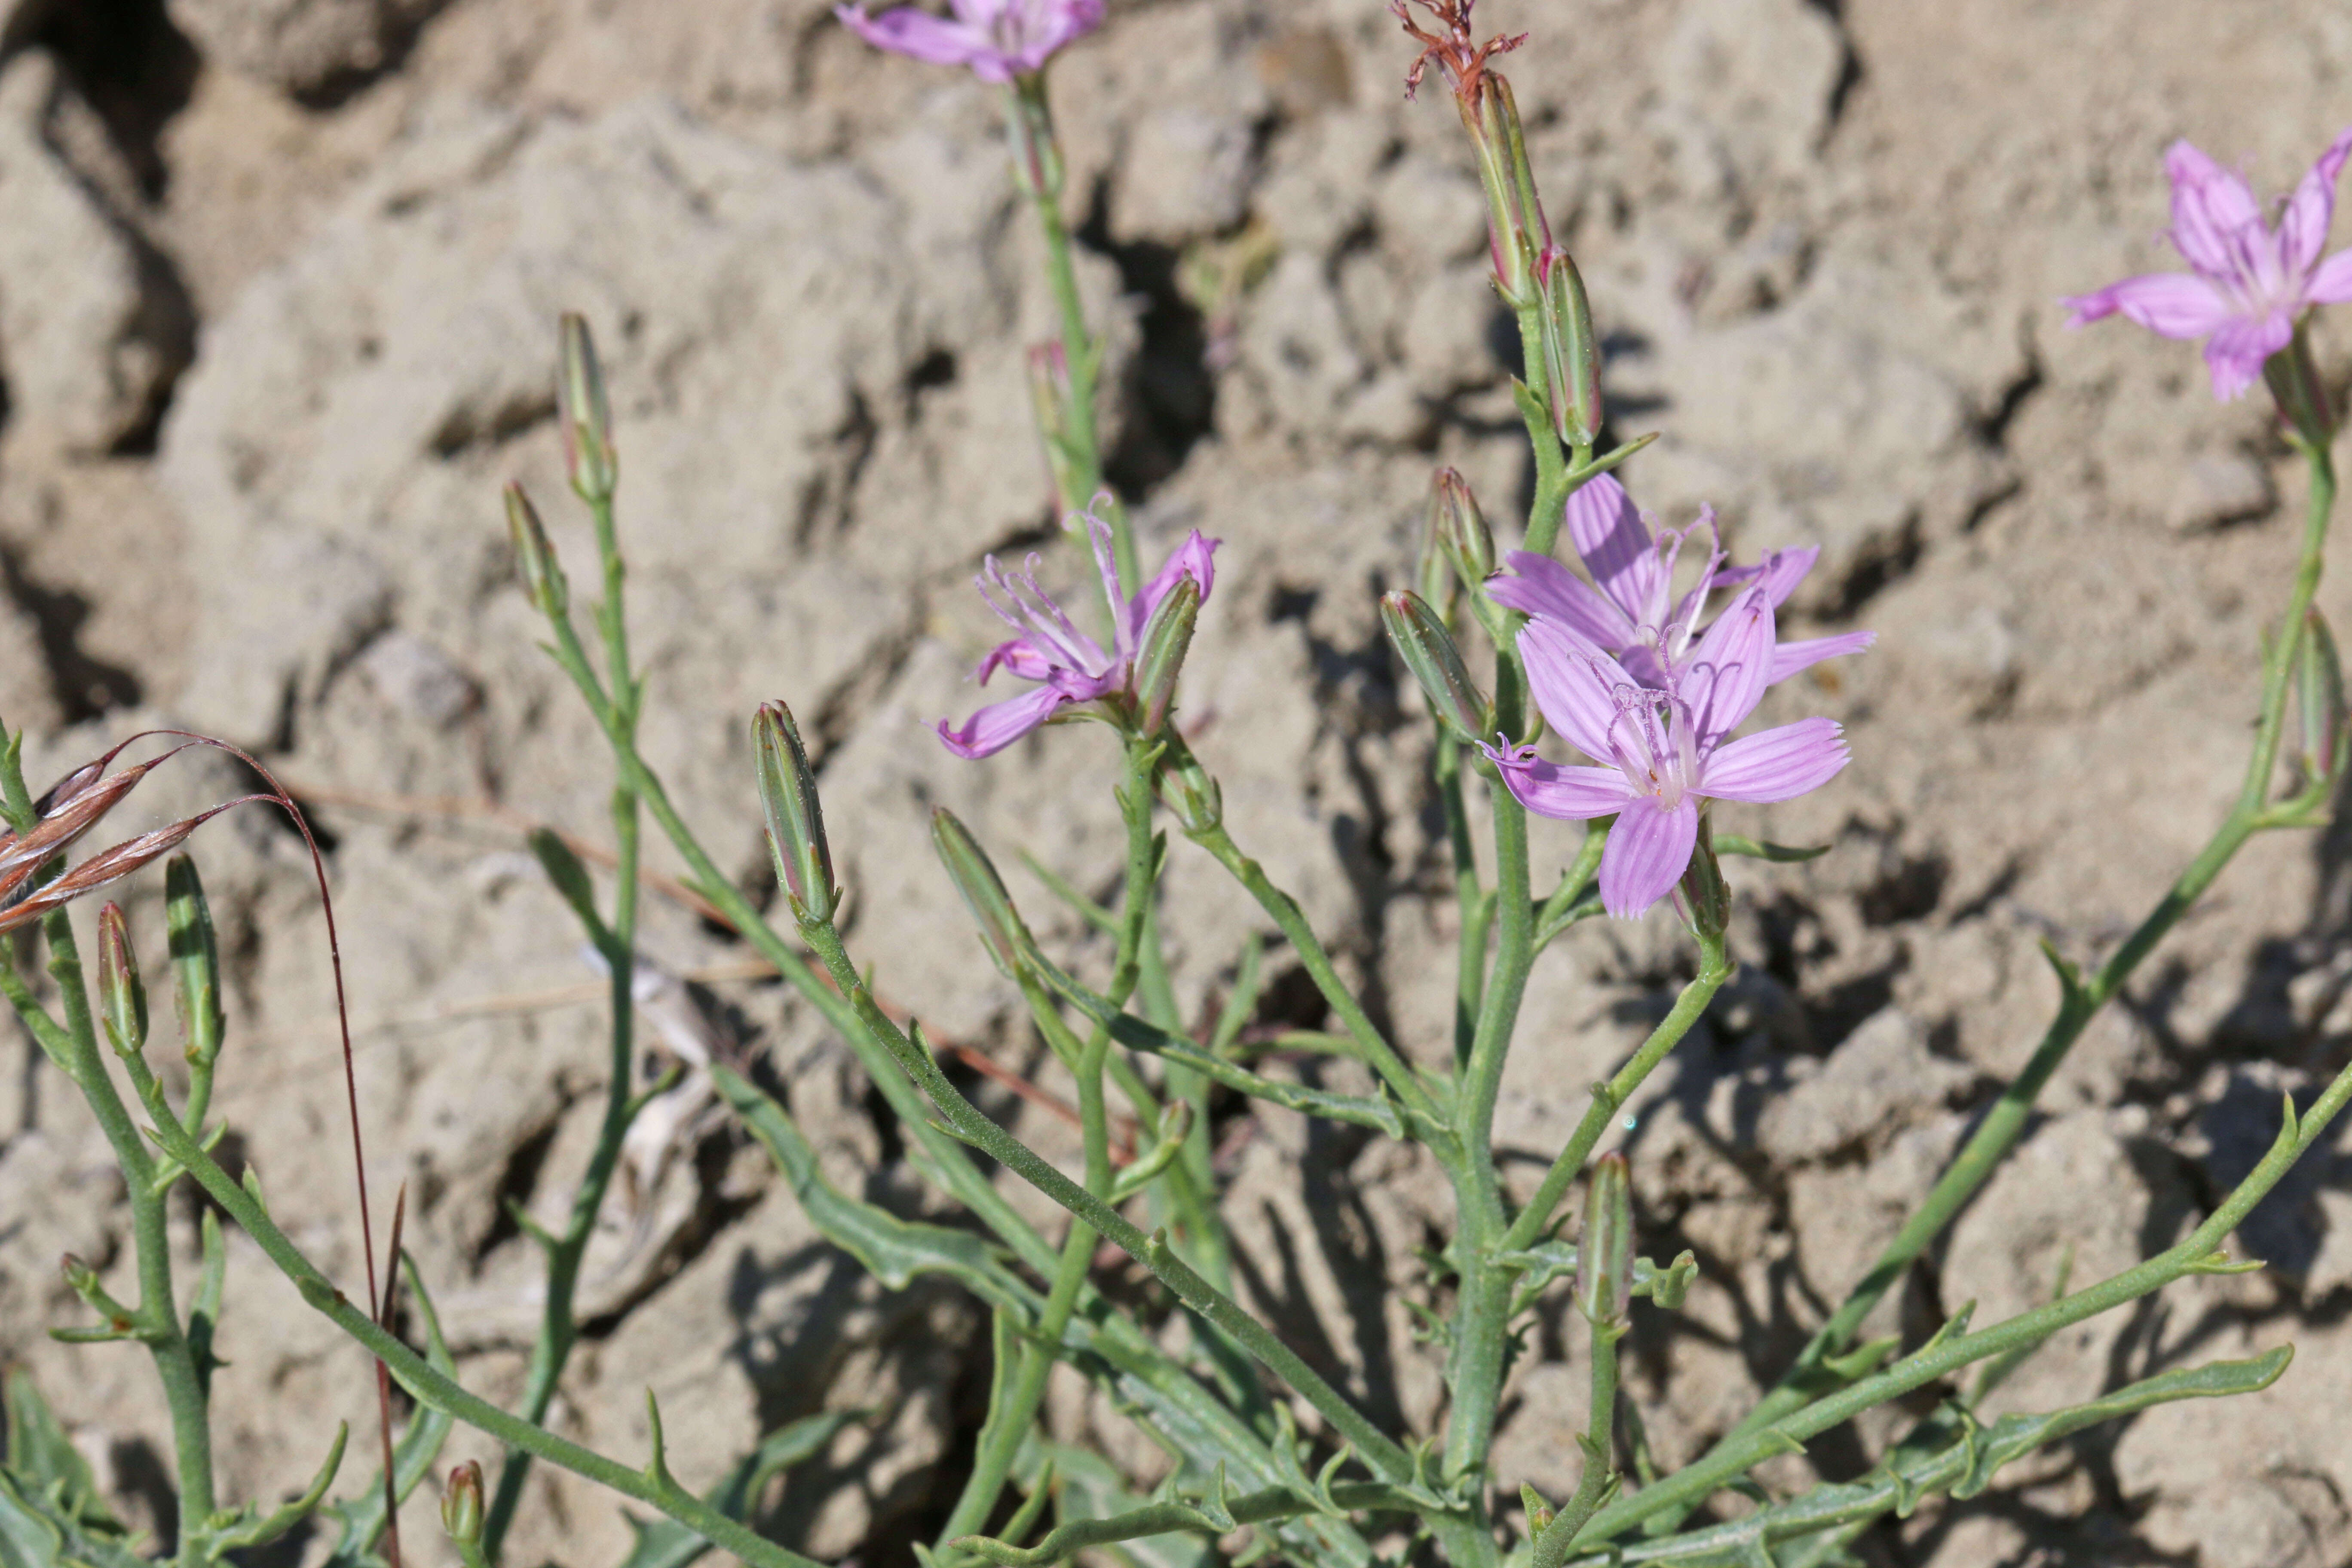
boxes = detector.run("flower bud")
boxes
[505,483,569,618]
[1416,527,1455,613]
[2265,322,2335,451]
[930,808,1031,978]
[754,702,836,925]
[1536,246,1602,449]
[1381,590,1491,742]
[97,903,147,1059]
[1154,749,1223,834]
[1132,577,1201,738]
[1461,74,1548,306]
[1431,468,1494,585]
[558,312,618,504]
[441,1460,485,1547]
[166,854,224,1072]
[1005,74,1065,204]
[1575,1151,1633,1333]
[2299,606,2346,784]
[1678,822,1730,940]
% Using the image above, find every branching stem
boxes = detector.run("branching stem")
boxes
[483,490,649,1562]
[1661,437,2337,1522]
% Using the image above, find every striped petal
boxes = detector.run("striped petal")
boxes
[1597,795,1698,919]
[1488,551,1636,649]
[1699,717,1849,803]
[1519,618,1638,762]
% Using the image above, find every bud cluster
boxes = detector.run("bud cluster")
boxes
[1393,0,1603,449]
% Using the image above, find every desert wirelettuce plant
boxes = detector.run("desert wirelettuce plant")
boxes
[6,2,2352,1565]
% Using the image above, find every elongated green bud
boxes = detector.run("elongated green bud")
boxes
[505,483,569,618]
[2299,606,2346,784]
[1432,468,1494,586]
[1417,523,1455,612]
[1576,1152,1633,1333]
[96,903,147,1059]
[1381,590,1491,742]
[931,808,1031,978]
[2265,321,2334,451]
[559,312,618,504]
[1461,74,1547,306]
[1678,819,1731,940]
[754,701,836,925]
[1537,246,1602,449]
[166,855,224,1072]
[1133,577,1202,737]
[1154,747,1223,834]
[441,1460,485,1547]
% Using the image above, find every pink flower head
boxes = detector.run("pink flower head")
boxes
[938,509,1219,759]
[1483,592,1850,919]
[2065,129,2352,400]
[1486,473,1875,692]
[836,0,1104,83]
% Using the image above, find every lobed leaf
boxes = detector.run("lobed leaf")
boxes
[618,1410,862,1568]
[718,1065,1374,1568]
[1563,1347,2294,1566]
[0,1470,147,1568]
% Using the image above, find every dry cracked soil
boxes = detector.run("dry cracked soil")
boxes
[3,0,2352,1565]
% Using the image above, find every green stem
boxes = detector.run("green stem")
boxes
[1004,72,1135,597]
[1171,778,1443,1131]
[1436,733,1487,1074]
[484,494,646,1563]
[4,897,217,1558]
[1439,773,1532,1491]
[1585,1044,2352,1544]
[1532,1324,1620,1568]
[112,1061,824,1568]
[1501,933,1732,1256]
[1511,305,1580,563]
[1136,906,1229,1293]
[1668,439,2336,1516]
[531,560,1060,1282]
[936,742,1153,1554]
[958,1479,1424,1567]
[796,915,1415,1485]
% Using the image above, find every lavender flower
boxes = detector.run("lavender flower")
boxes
[1487,474,1874,690]
[1484,592,1850,919]
[938,510,1218,759]
[2065,129,2352,400]
[836,0,1104,83]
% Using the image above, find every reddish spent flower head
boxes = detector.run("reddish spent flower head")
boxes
[1388,0,1527,103]
[836,0,1106,83]
[2066,129,2352,401]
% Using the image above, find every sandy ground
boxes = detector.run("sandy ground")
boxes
[3,0,2352,1563]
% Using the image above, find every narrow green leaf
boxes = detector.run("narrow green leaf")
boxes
[528,826,607,940]
[1709,836,1830,864]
